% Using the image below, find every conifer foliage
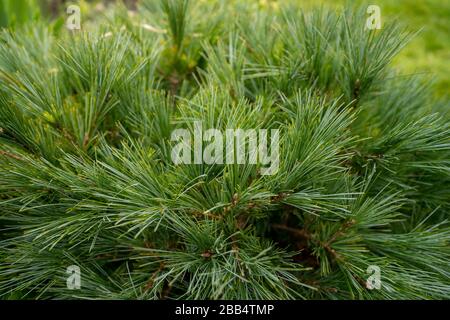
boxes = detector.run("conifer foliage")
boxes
[0,1,449,299]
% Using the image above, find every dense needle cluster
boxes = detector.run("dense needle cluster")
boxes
[0,0,449,299]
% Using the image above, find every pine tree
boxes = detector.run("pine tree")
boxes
[0,0,449,300]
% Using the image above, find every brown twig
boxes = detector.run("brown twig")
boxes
[144,262,165,292]
[0,150,23,161]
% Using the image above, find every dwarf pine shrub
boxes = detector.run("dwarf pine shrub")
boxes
[0,0,448,299]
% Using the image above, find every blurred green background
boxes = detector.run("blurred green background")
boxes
[299,0,450,97]
[0,0,448,97]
